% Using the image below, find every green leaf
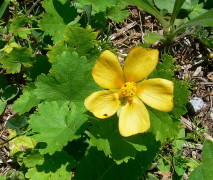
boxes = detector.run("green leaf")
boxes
[76,0,117,12]
[144,31,164,44]
[154,0,176,13]
[63,26,98,56]
[74,137,160,180]
[5,170,25,180]
[0,42,20,54]
[0,47,33,73]
[47,26,98,63]
[173,151,187,176]
[157,158,171,171]
[0,175,6,180]
[0,99,6,115]
[6,116,28,135]
[23,150,44,168]
[35,51,100,105]
[29,101,88,154]
[170,0,185,25]
[0,0,10,19]
[188,3,208,20]
[25,151,76,180]
[39,0,78,43]
[90,12,107,29]
[199,36,213,48]
[27,55,51,80]
[154,0,199,16]
[182,0,199,10]
[170,80,190,118]
[1,84,19,101]
[13,83,40,115]
[177,9,213,31]
[0,74,7,90]
[106,2,129,23]
[149,109,179,143]
[9,15,32,39]
[202,139,213,163]
[172,129,186,152]
[189,139,213,179]
[147,173,159,180]
[89,115,152,164]
[9,130,36,156]
[64,136,90,161]
[186,158,200,173]
[149,54,175,80]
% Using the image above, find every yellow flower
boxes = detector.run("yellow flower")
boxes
[85,47,174,137]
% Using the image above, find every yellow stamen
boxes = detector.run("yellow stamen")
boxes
[120,82,137,101]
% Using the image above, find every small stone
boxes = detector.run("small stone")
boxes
[188,97,205,113]
[193,66,202,76]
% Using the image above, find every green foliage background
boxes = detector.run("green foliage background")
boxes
[0,0,212,179]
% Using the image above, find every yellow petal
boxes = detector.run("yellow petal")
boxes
[124,47,159,82]
[84,90,120,119]
[137,78,174,112]
[119,97,150,137]
[92,50,124,89]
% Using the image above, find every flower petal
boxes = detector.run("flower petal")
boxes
[124,47,159,82]
[92,50,124,89]
[137,78,174,112]
[119,97,150,137]
[84,90,120,119]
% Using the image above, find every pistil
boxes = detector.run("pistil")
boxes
[119,82,137,103]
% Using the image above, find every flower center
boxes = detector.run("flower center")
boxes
[120,82,137,100]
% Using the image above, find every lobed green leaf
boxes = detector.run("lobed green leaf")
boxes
[47,26,98,63]
[9,16,32,39]
[0,47,33,74]
[76,0,117,12]
[106,2,129,23]
[74,136,160,180]
[35,51,100,105]
[29,101,88,154]
[89,115,150,164]
[13,83,40,115]
[39,0,78,43]
[149,109,179,143]
[25,151,76,180]
[8,130,36,156]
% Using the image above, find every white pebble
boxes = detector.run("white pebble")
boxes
[189,97,204,112]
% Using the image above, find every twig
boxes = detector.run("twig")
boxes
[25,0,41,17]
[109,22,137,40]
[204,133,213,142]
[183,143,203,150]
[200,82,213,85]
[181,116,196,131]
[138,9,144,43]
[0,128,6,137]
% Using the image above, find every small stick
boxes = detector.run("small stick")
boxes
[25,0,41,17]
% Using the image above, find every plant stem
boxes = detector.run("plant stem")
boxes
[170,0,185,26]
[25,0,41,17]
